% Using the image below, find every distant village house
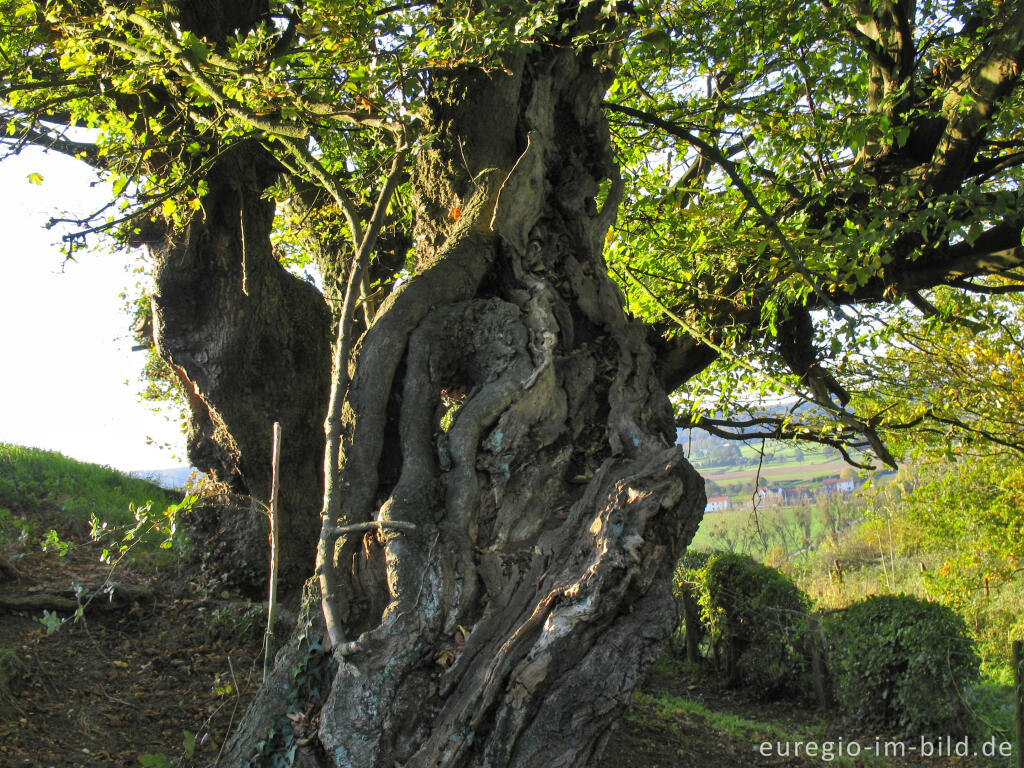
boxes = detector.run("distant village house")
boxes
[705,496,730,513]
[822,476,855,496]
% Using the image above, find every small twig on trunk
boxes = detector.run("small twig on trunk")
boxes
[323,520,418,541]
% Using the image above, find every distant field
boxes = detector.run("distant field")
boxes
[695,458,847,485]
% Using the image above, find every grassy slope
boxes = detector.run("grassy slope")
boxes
[0,443,179,528]
[692,443,853,513]
[700,459,847,484]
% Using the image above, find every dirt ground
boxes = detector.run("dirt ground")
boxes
[0,528,1007,768]
[0,532,265,767]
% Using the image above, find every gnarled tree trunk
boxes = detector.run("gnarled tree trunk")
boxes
[149,143,332,593]
[219,36,705,768]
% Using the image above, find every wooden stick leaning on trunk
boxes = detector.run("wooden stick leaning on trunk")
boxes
[263,422,282,682]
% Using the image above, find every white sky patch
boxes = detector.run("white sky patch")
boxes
[0,148,186,472]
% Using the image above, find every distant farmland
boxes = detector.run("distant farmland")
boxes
[696,458,847,486]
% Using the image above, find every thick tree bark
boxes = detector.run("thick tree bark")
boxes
[219,35,705,768]
[148,142,333,593]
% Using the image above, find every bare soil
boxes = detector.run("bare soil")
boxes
[0,531,265,767]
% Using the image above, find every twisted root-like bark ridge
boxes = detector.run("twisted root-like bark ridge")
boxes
[312,277,704,766]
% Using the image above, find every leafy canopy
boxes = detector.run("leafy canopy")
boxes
[3,0,1024,465]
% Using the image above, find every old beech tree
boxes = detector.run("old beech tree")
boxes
[4,0,1024,765]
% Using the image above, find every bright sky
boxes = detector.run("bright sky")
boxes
[0,148,187,472]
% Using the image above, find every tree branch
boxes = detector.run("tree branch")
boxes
[951,278,1024,294]
[317,145,408,649]
[625,267,897,467]
[681,413,877,470]
[927,4,1024,191]
[0,118,99,164]
[606,100,849,318]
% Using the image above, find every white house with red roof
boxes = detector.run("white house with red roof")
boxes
[705,496,731,512]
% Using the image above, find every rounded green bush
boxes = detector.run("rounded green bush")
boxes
[824,594,979,738]
[679,550,813,697]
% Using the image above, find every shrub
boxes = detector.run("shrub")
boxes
[679,550,813,697]
[672,549,715,658]
[824,594,979,738]
[178,478,268,597]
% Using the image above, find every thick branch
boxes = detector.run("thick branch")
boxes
[627,268,897,467]
[682,413,877,470]
[951,278,1024,294]
[927,4,1024,191]
[648,325,719,394]
[838,215,1024,303]
[0,118,99,164]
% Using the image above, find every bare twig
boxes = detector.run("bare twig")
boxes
[316,146,408,649]
[263,422,282,682]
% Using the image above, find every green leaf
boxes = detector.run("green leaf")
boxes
[139,753,172,768]
[639,29,671,52]
[189,40,209,63]
[183,730,196,758]
[40,610,62,634]
[58,49,90,71]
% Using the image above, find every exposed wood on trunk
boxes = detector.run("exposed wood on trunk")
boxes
[263,421,282,682]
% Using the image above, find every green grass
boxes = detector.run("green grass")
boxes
[690,497,864,566]
[630,688,891,768]
[639,657,1017,767]
[630,691,788,739]
[0,443,179,526]
[691,442,844,475]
